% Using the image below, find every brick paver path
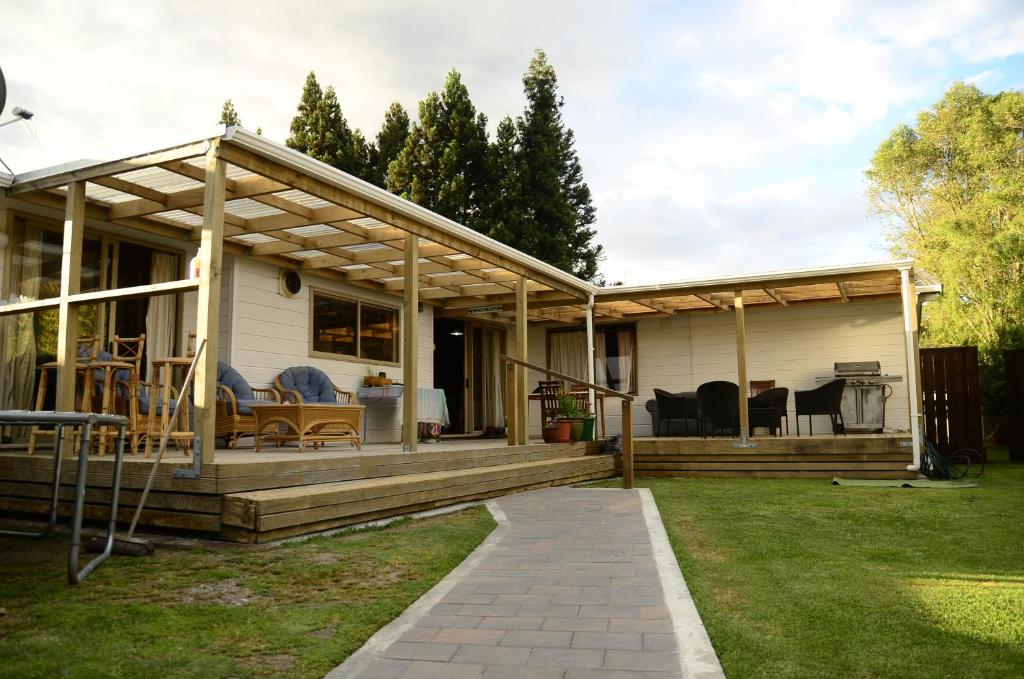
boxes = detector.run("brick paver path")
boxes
[340,488,704,678]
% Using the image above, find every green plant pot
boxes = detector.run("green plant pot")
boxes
[562,417,585,442]
[580,416,595,441]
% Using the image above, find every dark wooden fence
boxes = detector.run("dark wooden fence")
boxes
[920,347,985,460]
[1005,349,1024,462]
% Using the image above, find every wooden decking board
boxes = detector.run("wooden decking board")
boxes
[0,480,222,514]
[635,436,910,455]
[635,461,911,471]
[635,453,911,463]
[639,470,918,479]
[253,459,618,532]
[221,467,617,544]
[226,455,616,518]
[0,495,221,531]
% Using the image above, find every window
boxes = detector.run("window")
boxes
[546,324,637,394]
[312,291,398,363]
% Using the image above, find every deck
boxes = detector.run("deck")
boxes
[634,433,916,478]
[0,439,615,543]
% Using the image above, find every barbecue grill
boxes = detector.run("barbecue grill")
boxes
[816,361,903,433]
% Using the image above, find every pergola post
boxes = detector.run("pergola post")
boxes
[734,290,752,447]
[586,293,596,412]
[402,233,419,452]
[193,143,226,465]
[515,275,528,444]
[900,268,922,470]
[56,182,86,428]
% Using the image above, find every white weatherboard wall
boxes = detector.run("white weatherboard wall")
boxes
[223,257,433,443]
[527,299,911,438]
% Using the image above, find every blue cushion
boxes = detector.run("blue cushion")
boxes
[217,361,254,401]
[278,366,335,403]
[88,350,131,388]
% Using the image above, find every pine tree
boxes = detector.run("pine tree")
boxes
[388,70,491,229]
[486,116,532,248]
[287,72,375,180]
[219,98,242,126]
[371,102,411,188]
[512,50,602,281]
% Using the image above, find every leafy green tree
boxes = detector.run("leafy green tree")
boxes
[371,102,410,188]
[388,70,491,228]
[866,82,1024,416]
[219,98,242,126]
[507,50,603,281]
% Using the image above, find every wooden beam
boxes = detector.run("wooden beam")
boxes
[763,288,788,307]
[632,298,675,314]
[444,290,577,311]
[0,279,200,318]
[836,281,850,303]
[402,233,419,452]
[6,140,211,195]
[695,293,730,311]
[193,143,226,465]
[216,142,589,299]
[734,290,750,445]
[515,276,529,444]
[55,182,85,416]
[622,400,634,489]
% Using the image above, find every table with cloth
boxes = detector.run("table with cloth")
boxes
[356,386,450,442]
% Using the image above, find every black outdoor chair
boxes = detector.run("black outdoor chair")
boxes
[748,387,789,436]
[794,379,846,436]
[696,381,739,437]
[652,389,688,437]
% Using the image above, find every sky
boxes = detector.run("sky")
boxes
[1,0,1023,285]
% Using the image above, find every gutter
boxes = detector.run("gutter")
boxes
[0,172,12,189]
[900,267,923,472]
[225,128,597,298]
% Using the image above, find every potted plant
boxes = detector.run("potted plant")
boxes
[556,391,585,442]
[542,416,569,443]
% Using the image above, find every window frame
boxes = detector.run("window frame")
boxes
[308,288,401,366]
[545,322,639,395]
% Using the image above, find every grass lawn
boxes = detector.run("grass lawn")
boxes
[605,450,1024,678]
[0,506,495,679]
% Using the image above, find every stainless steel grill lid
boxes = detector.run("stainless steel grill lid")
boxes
[833,361,881,377]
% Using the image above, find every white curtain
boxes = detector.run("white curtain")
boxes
[145,252,178,379]
[615,329,635,393]
[594,332,608,388]
[3,227,41,438]
[550,331,587,381]
[484,328,505,428]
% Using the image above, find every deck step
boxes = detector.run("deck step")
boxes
[221,454,619,543]
[214,441,601,493]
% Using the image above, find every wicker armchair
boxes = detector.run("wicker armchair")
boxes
[274,366,357,405]
[215,362,280,448]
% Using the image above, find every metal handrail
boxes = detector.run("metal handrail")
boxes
[499,354,634,402]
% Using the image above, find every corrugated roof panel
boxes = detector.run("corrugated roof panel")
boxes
[116,166,200,192]
[230,233,277,244]
[157,210,203,226]
[84,184,136,204]
[226,198,283,219]
[275,189,333,210]
[286,224,338,237]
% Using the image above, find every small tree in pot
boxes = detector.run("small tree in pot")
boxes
[557,391,586,442]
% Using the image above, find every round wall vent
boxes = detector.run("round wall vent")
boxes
[279,270,302,298]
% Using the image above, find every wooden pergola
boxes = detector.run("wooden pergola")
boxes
[0,127,598,460]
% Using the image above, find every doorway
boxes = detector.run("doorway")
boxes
[433,318,507,436]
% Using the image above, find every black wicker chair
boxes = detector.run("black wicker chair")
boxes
[652,389,688,437]
[696,381,739,437]
[748,387,789,436]
[794,379,846,436]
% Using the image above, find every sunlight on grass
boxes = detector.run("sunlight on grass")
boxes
[909,575,1024,647]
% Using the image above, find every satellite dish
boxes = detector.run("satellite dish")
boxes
[0,66,7,117]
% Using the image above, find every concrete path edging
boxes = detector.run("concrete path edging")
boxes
[325,499,510,678]
[638,488,725,678]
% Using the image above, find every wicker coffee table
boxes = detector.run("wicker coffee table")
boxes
[250,403,364,452]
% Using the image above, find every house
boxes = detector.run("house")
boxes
[0,127,937,541]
